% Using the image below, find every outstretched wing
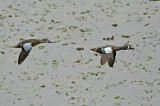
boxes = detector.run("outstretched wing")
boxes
[18,50,31,65]
[100,54,108,65]
[100,52,116,67]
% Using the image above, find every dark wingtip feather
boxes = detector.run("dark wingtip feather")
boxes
[108,63,114,67]
[18,50,30,65]
[18,58,23,65]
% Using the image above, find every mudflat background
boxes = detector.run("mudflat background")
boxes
[0,0,160,106]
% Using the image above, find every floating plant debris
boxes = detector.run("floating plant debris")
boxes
[115,96,120,99]
[145,23,150,26]
[121,35,130,38]
[0,51,4,54]
[112,24,118,27]
[148,56,152,60]
[76,47,84,51]
[40,85,45,88]
[103,36,114,41]
[30,34,35,37]
[38,46,44,49]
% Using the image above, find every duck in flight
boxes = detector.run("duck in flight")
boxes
[90,44,134,67]
[12,39,53,65]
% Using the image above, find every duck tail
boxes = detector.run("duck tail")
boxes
[12,45,16,48]
[12,44,20,48]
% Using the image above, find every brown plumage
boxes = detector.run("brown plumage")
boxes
[91,44,134,67]
[101,52,116,67]
[12,39,52,48]
[18,50,31,65]
[12,39,53,65]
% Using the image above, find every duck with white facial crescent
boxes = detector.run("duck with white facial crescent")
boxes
[12,39,53,65]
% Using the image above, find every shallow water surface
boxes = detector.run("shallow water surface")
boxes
[0,0,160,106]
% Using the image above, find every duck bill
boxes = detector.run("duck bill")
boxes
[48,41,53,43]
[128,45,135,50]
[129,46,135,50]
[90,48,97,52]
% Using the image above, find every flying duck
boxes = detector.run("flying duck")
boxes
[90,44,134,67]
[12,39,53,65]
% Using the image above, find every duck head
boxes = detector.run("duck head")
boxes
[90,48,102,54]
[124,44,135,50]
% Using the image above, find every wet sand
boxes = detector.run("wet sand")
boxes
[0,0,160,106]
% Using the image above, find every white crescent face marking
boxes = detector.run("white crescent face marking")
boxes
[23,43,32,51]
[104,47,112,53]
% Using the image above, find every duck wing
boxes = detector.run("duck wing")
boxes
[18,50,31,65]
[100,52,116,67]
[100,54,108,65]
